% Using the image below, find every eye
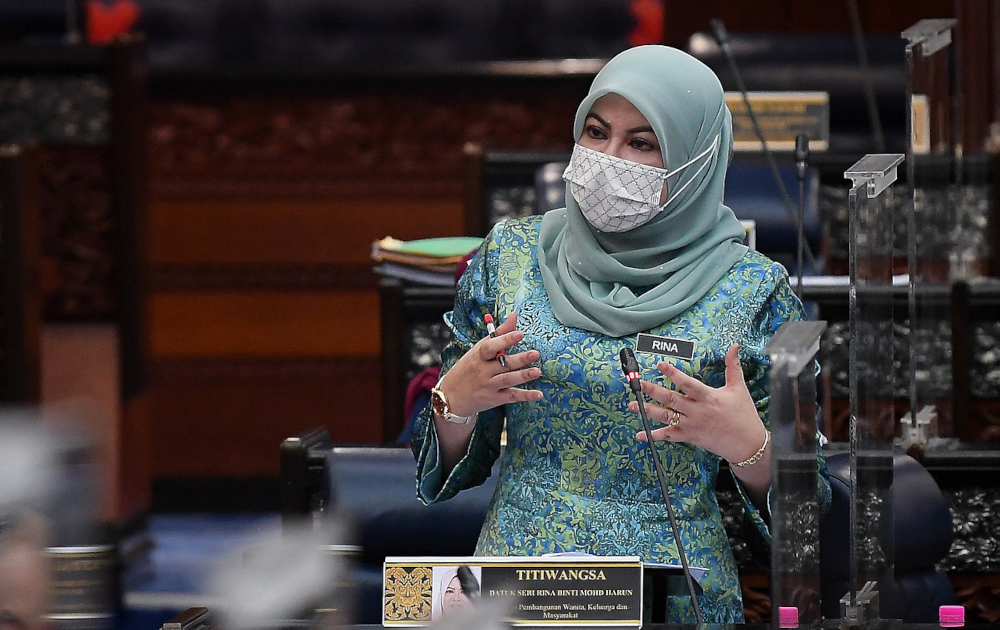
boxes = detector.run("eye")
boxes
[630,137,658,151]
[585,125,607,140]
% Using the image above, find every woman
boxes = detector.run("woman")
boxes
[435,566,480,619]
[411,45,829,622]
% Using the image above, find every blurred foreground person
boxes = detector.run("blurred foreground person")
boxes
[0,512,52,630]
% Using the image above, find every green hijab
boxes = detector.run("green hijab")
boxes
[537,45,747,338]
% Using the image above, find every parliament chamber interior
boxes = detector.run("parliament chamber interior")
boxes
[1,0,1000,628]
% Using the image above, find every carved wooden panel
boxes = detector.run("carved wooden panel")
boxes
[0,144,42,403]
[147,86,586,199]
[150,356,382,476]
[149,290,380,358]
[0,75,110,144]
[952,572,1000,624]
[971,399,1000,442]
[148,197,465,270]
[739,572,770,624]
[38,144,116,319]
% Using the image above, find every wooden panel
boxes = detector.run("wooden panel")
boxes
[150,290,380,357]
[149,198,465,266]
[149,357,382,477]
[0,144,43,404]
[40,324,122,522]
[148,88,584,194]
[120,391,152,521]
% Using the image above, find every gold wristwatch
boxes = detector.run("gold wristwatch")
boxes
[430,386,472,424]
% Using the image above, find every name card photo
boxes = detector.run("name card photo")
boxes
[382,556,644,627]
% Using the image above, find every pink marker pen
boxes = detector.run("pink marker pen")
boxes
[484,313,507,368]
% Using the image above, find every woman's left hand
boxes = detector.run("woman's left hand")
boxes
[628,344,768,465]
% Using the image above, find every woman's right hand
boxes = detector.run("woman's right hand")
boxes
[436,311,544,419]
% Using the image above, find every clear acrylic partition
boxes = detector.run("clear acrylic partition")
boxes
[766,320,826,626]
[842,154,904,623]
[901,19,960,452]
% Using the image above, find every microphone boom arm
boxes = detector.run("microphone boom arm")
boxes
[710,19,821,275]
[619,348,704,624]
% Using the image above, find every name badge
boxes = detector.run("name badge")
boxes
[634,334,694,361]
[382,556,643,626]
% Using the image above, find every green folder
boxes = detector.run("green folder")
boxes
[383,237,483,258]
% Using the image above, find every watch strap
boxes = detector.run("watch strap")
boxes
[431,386,472,424]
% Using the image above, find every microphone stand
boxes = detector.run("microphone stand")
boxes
[846,0,886,152]
[795,133,810,299]
[709,19,820,274]
[619,349,703,625]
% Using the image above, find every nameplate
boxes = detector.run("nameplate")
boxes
[911,94,930,154]
[382,556,643,627]
[724,91,829,152]
[46,545,118,621]
[635,334,694,361]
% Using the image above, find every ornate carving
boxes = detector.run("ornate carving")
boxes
[38,145,116,319]
[820,181,990,276]
[823,319,953,402]
[972,322,1000,398]
[0,76,111,144]
[941,486,1000,573]
[951,573,1000,624]
[739,574,770,623]
[383,566,433,622]
[148,89,585,196]
[971,400,1000,441]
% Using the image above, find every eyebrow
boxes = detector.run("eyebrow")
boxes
[585,112,655,135]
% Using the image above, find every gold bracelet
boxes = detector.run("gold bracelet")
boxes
[732,429,770,469]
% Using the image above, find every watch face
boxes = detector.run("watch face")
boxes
[431,389,448,417]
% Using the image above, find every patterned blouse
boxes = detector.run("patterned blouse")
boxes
[411,216,830,623]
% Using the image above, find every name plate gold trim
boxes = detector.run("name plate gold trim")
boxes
[382,556,643,627]
[725,91,830,152]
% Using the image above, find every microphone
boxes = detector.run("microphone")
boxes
[794,133,810,298]
[795,133,810,182]
[708,19,730,54]
[708,18,820,274]
[618,348,703,624]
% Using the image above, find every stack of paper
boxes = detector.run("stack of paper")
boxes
[372,236,482,286]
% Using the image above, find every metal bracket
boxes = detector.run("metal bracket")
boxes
[902,18,957,57]
[764,320,827,377]
[844,154,905,199]
[900,404,936,453]
[840,580,880,628]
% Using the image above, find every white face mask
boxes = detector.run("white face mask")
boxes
[562,137,720,233]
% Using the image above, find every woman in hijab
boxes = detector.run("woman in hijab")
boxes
[435,566,480,619]
[411,45,829,623]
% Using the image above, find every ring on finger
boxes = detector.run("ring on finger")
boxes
[666,408,681,428]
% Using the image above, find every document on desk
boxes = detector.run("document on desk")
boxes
[382,555,644,627]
